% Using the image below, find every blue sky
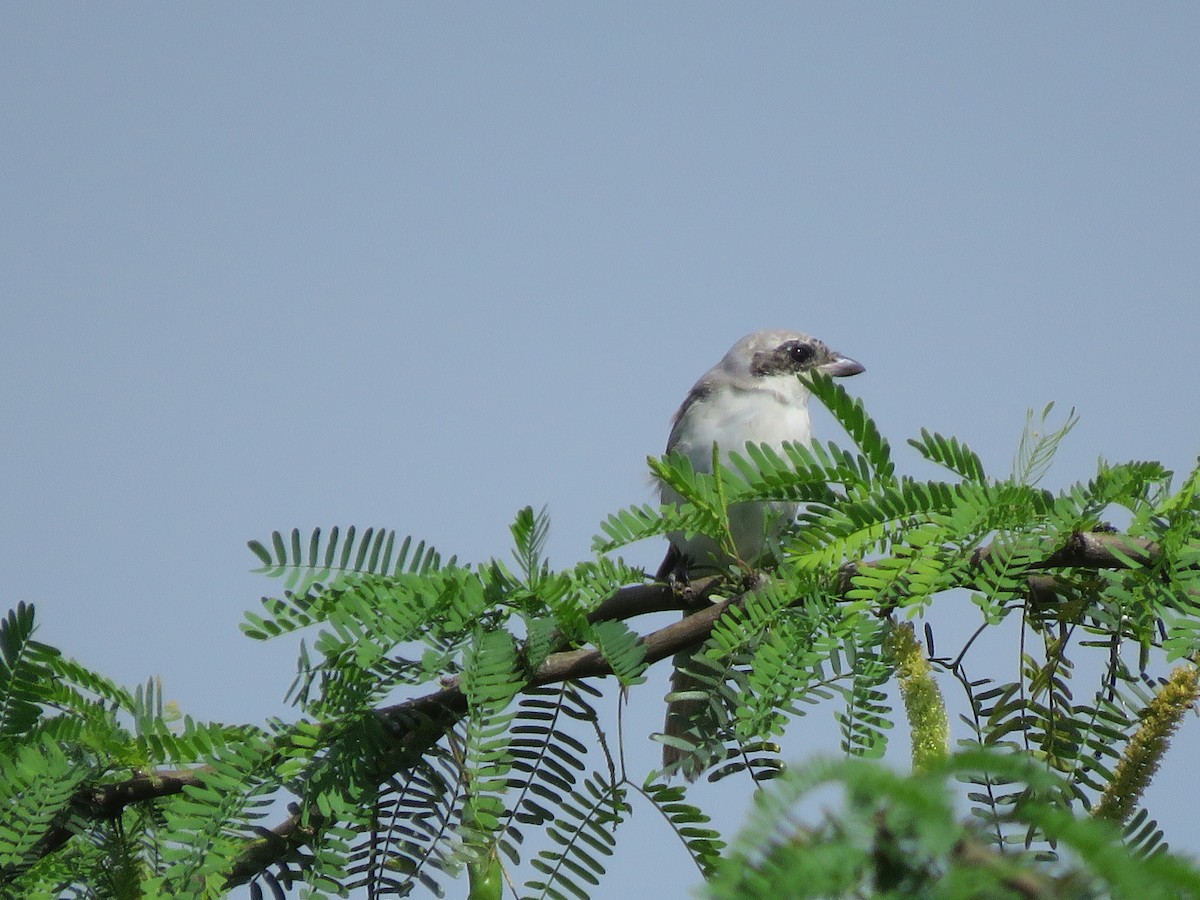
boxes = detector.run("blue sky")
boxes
[2,5,1198,897]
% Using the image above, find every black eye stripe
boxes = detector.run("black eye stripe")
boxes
[787,342,815,364]
[750,339,824,377]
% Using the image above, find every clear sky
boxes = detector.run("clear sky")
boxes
[2,5,1198,897]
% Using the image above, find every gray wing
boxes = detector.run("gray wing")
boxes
[657,381,711,580]
[664,381,711,453]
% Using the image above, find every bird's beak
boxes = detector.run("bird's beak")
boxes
[820,354,865,378]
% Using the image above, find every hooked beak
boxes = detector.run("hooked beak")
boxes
[820,353,865,378]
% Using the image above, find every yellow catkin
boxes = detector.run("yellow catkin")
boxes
[1093,662,1200,825]
[886,622,950,772]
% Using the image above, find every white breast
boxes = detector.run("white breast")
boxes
[670,386,813,470]
[662,382,812,570]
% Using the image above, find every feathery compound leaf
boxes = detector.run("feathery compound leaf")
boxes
[510,505,552,585]
[243,527,464,647]
[589,620,647,687]
[641,781,725,877]
[1012,402,1078,486]
[836,622,892,761]
[0,737,91,876]
[460,629,523,849]
[505,684,596,831]
[463,629,522,713]
[908,428,986,482]
[524,774,630,900]
[802,370,894,485]
[345,746,465,897]
[248,526,449,592]
[148,732,277,896]
[592,500,712,554]
[785,479,959,569]
[0,603,60,739]
[724,442,843,506]
[1121,807,1167,859]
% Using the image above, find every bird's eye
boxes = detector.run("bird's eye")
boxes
[787,343,816,365]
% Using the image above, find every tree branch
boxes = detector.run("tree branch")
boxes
[30,530,1162,887]
[13,769,210,879]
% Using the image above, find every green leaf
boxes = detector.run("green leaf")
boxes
[802,370,894,485]
[589,620,647,686]
[907,428,986,482]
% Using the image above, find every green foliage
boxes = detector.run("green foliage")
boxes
[594,455,732,557]
[0,737,90,873]
[708,751,1200,899]
[639,780,725,877]
[909,426,987,482]
[525,773,630,899]
[145,733,278,898]
[802,370,895,486]
[248,525,451,589]
[1013,402,1079,486]
[7,385,1200,899]
[589,620,647,687]
[461,628,522,849]
[0,602,50,739]
[0,602,256,897]
[833,619,892,761]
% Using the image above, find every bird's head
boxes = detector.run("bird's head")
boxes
[721,329,864,383]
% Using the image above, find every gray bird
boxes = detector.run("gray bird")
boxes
[656,329,864,777]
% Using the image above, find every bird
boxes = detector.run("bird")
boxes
[656,329,864,778]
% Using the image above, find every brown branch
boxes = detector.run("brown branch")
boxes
[2,768,211,885]
[25,530,1164,888]
[583,575,723,622]
[224,598,742,886]
[1012,530,1155,570]
[88,768,209,817]
[837,530,1156,593]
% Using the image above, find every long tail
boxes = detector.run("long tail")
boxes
[657,545,714,780]
[662,647,711,781]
